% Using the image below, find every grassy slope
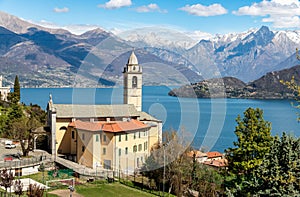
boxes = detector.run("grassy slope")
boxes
[76,182,156,197]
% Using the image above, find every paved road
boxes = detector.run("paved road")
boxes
[0,139,22,160]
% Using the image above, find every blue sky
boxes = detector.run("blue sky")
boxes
[1,0,300,36]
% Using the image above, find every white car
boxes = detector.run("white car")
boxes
[5,143,16,149]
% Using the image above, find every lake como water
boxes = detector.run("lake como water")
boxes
[20,86,300,153]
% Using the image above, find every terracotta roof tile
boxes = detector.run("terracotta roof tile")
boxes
[203,158,228,168]
[100,119,149,133]
[68,120,102,131]
[187,150,207,158]
[69,119,149,133]
[207,151,223,159]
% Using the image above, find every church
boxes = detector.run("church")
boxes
[0,76,10,101]
[46,51,162,173]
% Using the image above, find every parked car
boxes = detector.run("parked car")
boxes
[5,142,16,149]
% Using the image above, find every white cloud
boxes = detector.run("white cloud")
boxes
[187,30,213,41]
[135,3,167,13]
[32,20,103,35]
[98,0,132,9]
[233,0,300,28]
[179,3,227,17]
[53,7,69,13]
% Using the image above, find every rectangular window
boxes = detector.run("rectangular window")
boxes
[138,144,142,151]
[72,131,75,139]
[133,145,137,152]
[134,133,136,139]
[125,134,128,141]
[82,133,85,141]
[125,147,128,155]
[119,148,121,156]
[103,134,106,142]
[137,158,139,168]
[119,135,121,142]
[103,147,106,155]
[82,146,85,152]
[139,131,141,138]
[96,135,99,142]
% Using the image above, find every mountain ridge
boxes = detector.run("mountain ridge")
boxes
[168,64,300,99]
[0,12,300,87]
[0,11,204,87]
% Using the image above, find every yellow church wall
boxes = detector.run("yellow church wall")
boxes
[101,132,114,169]
[92,133,101,168]
[55,121,70,154]
[70,128,77,155]
[114,129,150,173]
[77,129,94,168]
[148,123,162,151]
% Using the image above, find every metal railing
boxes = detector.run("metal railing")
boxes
[0,155,52,169]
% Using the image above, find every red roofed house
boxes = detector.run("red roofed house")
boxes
[46,51,162,174]
[203,158,228,168]
[206,151,223,161]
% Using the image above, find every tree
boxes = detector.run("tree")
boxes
[14,179,24,197]
[142,130,192,196]
[7,104,44,156]
[0,169,14,195]
[280,76,300,121]
[225,108,273,196]
[27,183,44,197]
[254,133,300,196]
[14,75,20,103]
[142,130,225,196]
[226,107,273,175]
[8,75,21,104]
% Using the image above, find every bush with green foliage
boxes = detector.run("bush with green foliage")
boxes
[254,132,300,196]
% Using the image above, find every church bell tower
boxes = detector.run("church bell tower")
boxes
[123,50,142,111]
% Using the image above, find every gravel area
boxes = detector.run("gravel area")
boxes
[48,189,83,197]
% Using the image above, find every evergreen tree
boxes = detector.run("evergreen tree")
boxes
[226,107,273,175]
[13,75,20,103]
[225,108,273,196]
[8,75,21,104]
[255,133,300,196]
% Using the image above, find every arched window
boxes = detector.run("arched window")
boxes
[59,126,67,131]
[132,76,137,88]
[133,145,137,152]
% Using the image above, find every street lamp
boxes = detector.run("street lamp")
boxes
[68,185,74,197]
[163,145,165,197]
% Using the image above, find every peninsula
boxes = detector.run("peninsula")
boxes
[169,65,300,99]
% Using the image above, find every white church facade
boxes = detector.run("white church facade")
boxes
[47,51,162,173]
[0,76,10,101]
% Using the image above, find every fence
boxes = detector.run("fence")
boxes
[0,155,51,170]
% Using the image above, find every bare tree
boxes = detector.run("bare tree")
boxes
[27,183,44,197]
[14,179,24,197]
[0,169,14,195]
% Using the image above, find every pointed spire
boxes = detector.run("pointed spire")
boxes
[127,50,138,65]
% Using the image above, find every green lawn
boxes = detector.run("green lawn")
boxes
[76,182,157,197]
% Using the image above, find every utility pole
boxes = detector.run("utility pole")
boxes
[163,145,165,197]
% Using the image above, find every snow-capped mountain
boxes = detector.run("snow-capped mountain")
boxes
[0,10,300,86]
[185,26,300,82]
[0,12,202,87]
[117,27,208,51]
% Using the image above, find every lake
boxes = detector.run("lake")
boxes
[20,86,300,153]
